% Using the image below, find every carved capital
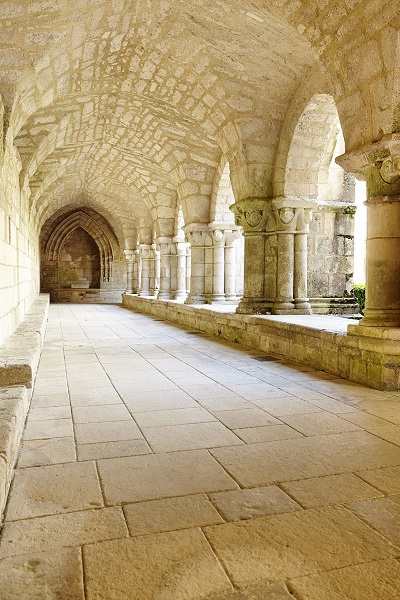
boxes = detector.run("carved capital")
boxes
[230,198,270,233]
[337,134,400,197]
[123,249,135,263]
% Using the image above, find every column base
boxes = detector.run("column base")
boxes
[157,291,171,300]
[185,295,207,305]
[236,299,272,315]
[209,294,226,304]
[272,301,295,314]
[173,291,188,302]
[294,300,312,314]
[359,308,400,328]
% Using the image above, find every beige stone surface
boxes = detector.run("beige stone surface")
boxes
[123,389,198,412]
[142,422,243,452]
[23,418,73,441]
[204,506,397,587]
[356,465,400,494]
[75,420,143,444]
[251,396,321,416]
[213,408,279,429]
[28,406,71,421]
[211,431,400,487]
[209,486,300,521]
[72,404,132,424]
[134,407,215,428]
[124,494,223,535]
[281,474,383,508]
[0,507,127,557]
[349,496,400,546]
[97,450,238,504]
[234,425,304,444]
[6,461,103,520]
[83,529,232,599]
[280,412,361,436]
[290,559,400,600]
[30,393,70,407]
[0,548,84,600]
[18,437,76,467]
[77,439,151,461]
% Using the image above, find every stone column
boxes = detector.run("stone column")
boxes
[185,225,210,304]
[123,250,135,294]
[158,238,173,300]
[210,229,226,303]
[232,199,271,313]
[132,249,140,294]
[174,239,188,301]
[138,244,151,297]
[294,208,312,311]
[271,199,314,314]
[186,243,191,297]
[148,243,160,297]
[224,231,241,302]
[273,207,296,313]
[339,144,400,328]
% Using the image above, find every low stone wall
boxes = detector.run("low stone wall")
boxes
[123,294,400,392]
[0,294,49,518]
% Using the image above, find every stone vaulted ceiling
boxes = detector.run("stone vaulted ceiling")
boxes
[1,0,398,240]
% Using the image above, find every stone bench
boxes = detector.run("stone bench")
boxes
[123,294,400,391]
[0,294,49,388]
[0,294,49,518]
[0,386,29,516]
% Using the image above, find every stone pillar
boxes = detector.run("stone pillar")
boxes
[339,141,400,328]
[123,250,135,294]
[271,199,313,314]
[224,232,240,302]
[232,199,271,313]
[185,225,210,304]
[138,244,151,297]
[211,229,226,303]
[186,243,191,297]
[158,238,173,300]
[294,208,312,311]
[149,243,160,297]
[174,239,188,301]
[132,249,140,294]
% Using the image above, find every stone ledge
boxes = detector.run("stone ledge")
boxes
[123,294,400,391]
[0,386,29,517]
[0,294,50,388]
[0,294,49,521]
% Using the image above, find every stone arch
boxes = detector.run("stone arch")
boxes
[276,93,357,312]
[278,94,350,201]
[40,207,126,303]
[210,160,236,225]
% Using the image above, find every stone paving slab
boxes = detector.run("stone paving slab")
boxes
[4,304,400,597]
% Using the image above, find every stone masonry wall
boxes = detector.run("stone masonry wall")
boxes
[308,206,355,307]
[0,131,40,344]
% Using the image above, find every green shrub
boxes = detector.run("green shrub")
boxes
[352,284,366,314]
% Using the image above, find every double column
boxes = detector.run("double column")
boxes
[271,198,313,314]
[339,139,400,329]
[208,225,242,303]
[123,250,136,295]
[232,197,313,314]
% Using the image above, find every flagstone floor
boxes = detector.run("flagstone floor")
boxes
[2,303,400,599]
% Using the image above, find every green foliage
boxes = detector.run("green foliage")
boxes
[352,284,365,314]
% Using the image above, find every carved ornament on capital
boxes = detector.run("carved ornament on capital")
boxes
[123,249,136,263]
[184,225,212,247]
[337,134,400,197]
[230,198,270,233]
[271,197,315,233]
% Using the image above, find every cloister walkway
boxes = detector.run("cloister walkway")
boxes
[2,304,400,599]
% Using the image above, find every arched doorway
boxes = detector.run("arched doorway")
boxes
[40,207,126,303]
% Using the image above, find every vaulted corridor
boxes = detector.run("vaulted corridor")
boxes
[2,304,400,598]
